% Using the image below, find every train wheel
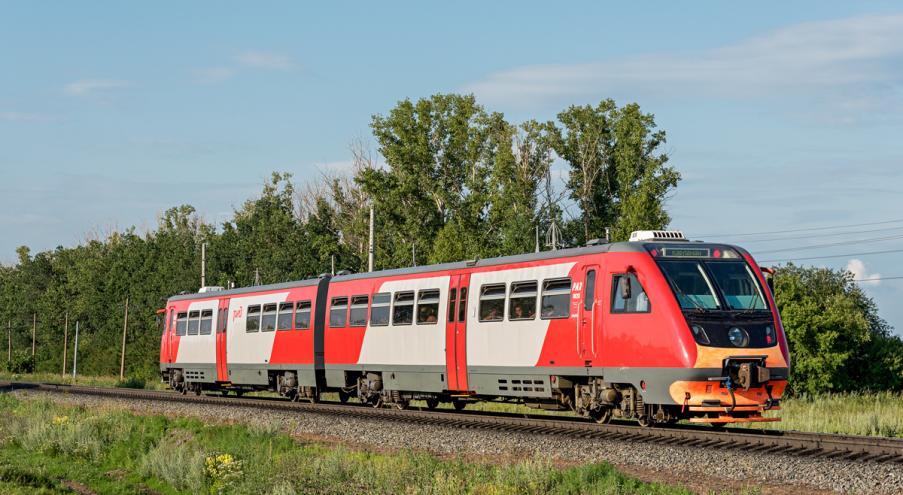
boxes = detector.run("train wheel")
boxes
[220,390,229,397]
[194,384,202,396]
[235,390,244,398]
[452,400,467,411]
[338,390,350,403]
[425,398,439,410]
[637,415,653,427]
[180,383,188,395]
[590,408,613,424]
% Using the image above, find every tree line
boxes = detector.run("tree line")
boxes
[1,93,900,394]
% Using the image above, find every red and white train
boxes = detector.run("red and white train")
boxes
[159,231,789,425]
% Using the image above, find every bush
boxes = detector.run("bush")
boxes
[4,351,34,374]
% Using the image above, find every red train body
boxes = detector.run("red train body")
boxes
[160,232,789,425]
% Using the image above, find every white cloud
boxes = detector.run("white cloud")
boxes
[464,14,903,110]
[846,258,882,286]
[192,67,236,84]
[235,51,297,70]
[63,79,130,96]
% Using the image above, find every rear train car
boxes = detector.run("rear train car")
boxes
[159,230,789,425]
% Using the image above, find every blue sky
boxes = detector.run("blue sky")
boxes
[2,2,902,334]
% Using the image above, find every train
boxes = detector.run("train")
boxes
[159,230,789,425]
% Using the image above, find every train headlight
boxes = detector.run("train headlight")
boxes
[728,327,750,347]
[765,325,775,345]
[690,324,710,345]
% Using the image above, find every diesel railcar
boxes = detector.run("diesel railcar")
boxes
[160,231,789,425]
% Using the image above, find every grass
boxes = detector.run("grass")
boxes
[0,394,702,495]
[0,371,164,390]
[741,391,903,438]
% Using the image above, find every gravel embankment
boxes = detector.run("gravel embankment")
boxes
[11,390,902,495]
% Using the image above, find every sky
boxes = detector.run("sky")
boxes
[2,2,902,334]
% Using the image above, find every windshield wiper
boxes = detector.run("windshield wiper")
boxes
[661,271,716,314]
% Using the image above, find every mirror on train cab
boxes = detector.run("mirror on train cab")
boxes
[760,266,776,296]
[619,276,632,300]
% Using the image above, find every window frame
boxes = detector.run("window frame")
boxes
[478,283,507,322]
[199,309,213,335]
[370,292,390,326]
[187,310,200,335]
[508,280,538,321]
[610,273,653,314]
[261,303,278,332]
[458,287,468,322]
[448,288,457,323]
[246,304,261,333]
[294,300,311,330]
[175,312,188,336]
[349,295,369,327]
[416,289,440,325]
[329,296,349,328]
[584,270,597,312]
[540,278,572,320]
[392,291,415,326]
[277,302,294,331]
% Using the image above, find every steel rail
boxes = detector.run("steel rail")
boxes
[6,382,903,465]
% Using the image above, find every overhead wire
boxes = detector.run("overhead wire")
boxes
[752,233,903,254]
[758,248,903,264]
[697,218,903,238]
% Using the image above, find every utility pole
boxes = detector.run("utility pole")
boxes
[119,297,129,380]
[6,320,10,363]
[201,242,207,287]
[368,205,375,272]
[31,313,36,362]
[254,268,260,286]
[72,321,79,378]
[535,224,540,253]
[331,255,335,276]
[62,312,69,376]
[412,243,416,267]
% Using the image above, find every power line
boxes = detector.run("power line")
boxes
[739,225,903,244]
[753,233,903,254]
[855,276,903,282]
[759,248,903,264]
[697,218,903,238]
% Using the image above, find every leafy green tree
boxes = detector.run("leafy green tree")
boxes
[552,99,679,244]
[774,264,903,394]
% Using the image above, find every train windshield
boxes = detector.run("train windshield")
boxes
[658,260,767,311]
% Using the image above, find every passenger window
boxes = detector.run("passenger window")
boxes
[458,287,467,322]
[370,292,390,326]
[393,291,414,325]
[199,309,213,335]
[277,302,293,330]
[330,297,348,327]
[246,305,261,332]
[509,281,537,320]
[176,312,188,336]
[294,301,311,329]
[584,270,596,311]
[541,278,571,319]
[261,304,277,331]
[417,289,440,324]
[479,284,506,322]
[611,273,651,313]
[448,288,457,323]
[187,310,200,335]
[349,295,369,327]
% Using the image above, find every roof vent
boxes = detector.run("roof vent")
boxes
[198,286,225,293]
[629,230,688,242]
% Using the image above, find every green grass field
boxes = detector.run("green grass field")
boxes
[0,394,700,495]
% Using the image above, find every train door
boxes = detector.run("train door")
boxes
[165,305,176,363]
[445,274,470,391]
[216,298,230,382]
[578,265,600,360]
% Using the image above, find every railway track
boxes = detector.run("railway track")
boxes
[6,381,903,465]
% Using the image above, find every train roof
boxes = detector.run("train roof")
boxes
[166,240,742,303]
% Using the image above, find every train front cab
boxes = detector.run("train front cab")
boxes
[643,240,789,424]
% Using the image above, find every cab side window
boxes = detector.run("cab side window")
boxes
[611,273,651,313]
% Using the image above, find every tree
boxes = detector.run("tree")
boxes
[774,264,903,395]
[552,99,679,244]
